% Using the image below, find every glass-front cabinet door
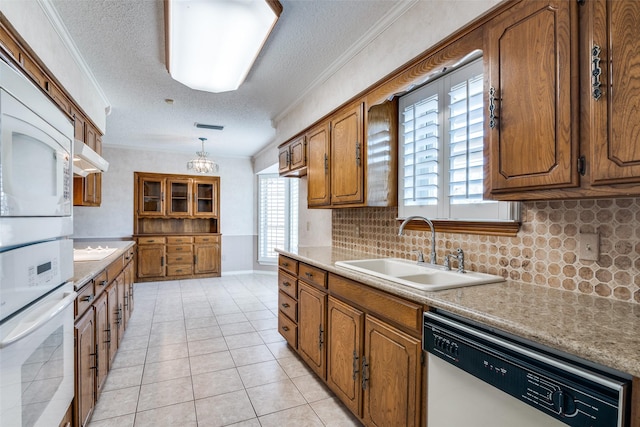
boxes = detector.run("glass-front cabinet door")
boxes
[139,176,165,216]
[167,178,192,217]
[193,179,218,217]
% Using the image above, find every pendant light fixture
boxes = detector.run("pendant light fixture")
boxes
[187,137,219,174]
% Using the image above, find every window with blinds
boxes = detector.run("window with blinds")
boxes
[258,174,298,263]
[398,57,517,221]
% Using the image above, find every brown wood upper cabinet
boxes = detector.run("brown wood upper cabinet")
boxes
[485,0,640,200]
[306,124,331,207]
[136,173,219,218]
[331,103,365,205]
[585,0,640,186]
[484,0,579,198]
[302,100,397,208]
[278,135,307,176]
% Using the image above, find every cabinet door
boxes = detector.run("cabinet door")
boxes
[167,178,192,217]
[194,243,220,274]
[485,0,578,196]
[589,0,640,185]
[327,296,364,416]
[278,145,291,174]
[297,281,327,379]
[137,244,165,278]
[193,178,219,217]
[116,272,126,343]
[125,262,135,316]
[331,103,364,205]
[107,284,118,366]
[289,136,306,170]
[307,124,331,207]
[93,293,109,399]
[75,308,95,427]
[362,315,422,427]
[138,176,165,216]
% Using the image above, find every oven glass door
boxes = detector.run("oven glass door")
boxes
[0,283,75,427]
[0,88,72,218]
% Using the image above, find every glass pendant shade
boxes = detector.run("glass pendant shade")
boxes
[187,138,219,174]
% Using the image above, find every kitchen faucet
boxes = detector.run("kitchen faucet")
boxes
[398,216,437,265]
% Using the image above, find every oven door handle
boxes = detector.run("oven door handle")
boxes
[0,291,77,349]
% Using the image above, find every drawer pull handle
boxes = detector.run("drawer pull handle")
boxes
[281,303,290,308]
[99,280,108,287]
[82,294,95,303]
[282,262,288,267]
[282,326,290,332]
[305,272,313,278]
[148,239,155,243]
[283,281,291,287]
[176,257,183,261]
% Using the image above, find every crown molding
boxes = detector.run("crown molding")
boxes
[273,0,419,125]
[37,0,111,113]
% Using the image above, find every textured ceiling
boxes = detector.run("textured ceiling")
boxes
[50,0,406,158]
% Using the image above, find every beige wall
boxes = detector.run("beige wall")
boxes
[332,200,640,304]
[73,146,258,273]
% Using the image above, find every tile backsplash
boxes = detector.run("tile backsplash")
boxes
[332,198,640,304]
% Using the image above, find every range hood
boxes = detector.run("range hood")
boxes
[73,139,109,177]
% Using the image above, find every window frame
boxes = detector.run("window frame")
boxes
[257,173,298,264]
[397,57,520,233]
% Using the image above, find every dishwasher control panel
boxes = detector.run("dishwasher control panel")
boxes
[424,312,630,427]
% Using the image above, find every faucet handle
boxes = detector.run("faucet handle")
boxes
[412,249,425,263]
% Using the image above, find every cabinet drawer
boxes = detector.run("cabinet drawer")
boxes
[93,270,108,299]
[299,263,327,288]
[328,273,422,333]
[278,255,298,275]
[167,253,192,265]
[167,264,193,276]
[75,282,95,319]
[107,255,125,280]
[278,271,298,299]
[124,247,135,263]
[278,312,297,348]
[278,291,297,321]
[138,236,166,244]
[166,244,193,254]
[167,236,193,244]
[194,235,219,244]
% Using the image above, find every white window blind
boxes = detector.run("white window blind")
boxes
[258,174,298,264]
[398,58,518,221]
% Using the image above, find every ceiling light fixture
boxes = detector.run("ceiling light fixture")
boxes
[165,0,282,93]
[187,137,219,174]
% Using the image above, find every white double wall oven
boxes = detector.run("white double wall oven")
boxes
[0,57,76,427]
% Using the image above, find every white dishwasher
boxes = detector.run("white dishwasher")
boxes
[423,311,631,427]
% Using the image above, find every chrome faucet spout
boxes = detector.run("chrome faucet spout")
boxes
[398,215,437,265]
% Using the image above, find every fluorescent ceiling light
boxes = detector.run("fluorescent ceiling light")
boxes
[165,0,282,93]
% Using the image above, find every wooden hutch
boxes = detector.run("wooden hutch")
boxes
[133,172,221,282]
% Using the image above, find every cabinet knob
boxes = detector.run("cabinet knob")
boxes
[282,326,290,332]
[283,281,291,287]
[281,303,290,308]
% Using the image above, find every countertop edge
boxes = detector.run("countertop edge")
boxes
[276,247,640,378]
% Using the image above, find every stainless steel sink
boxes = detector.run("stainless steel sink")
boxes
[334,258,505,291]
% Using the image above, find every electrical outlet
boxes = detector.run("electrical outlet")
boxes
[579,233,599,261]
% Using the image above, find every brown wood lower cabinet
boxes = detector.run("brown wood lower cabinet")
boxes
[327,296,364,416]
[362,315,422,427]
[135,234,221,281]
[277,255,424,426]
[297,281,327,379]
[74,307,95,427]
[74,246,136,427]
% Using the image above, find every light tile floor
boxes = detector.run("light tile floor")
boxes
[88,273,362,427]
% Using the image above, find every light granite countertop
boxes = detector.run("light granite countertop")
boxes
[72,240,135,290]
[276,246,640,378]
